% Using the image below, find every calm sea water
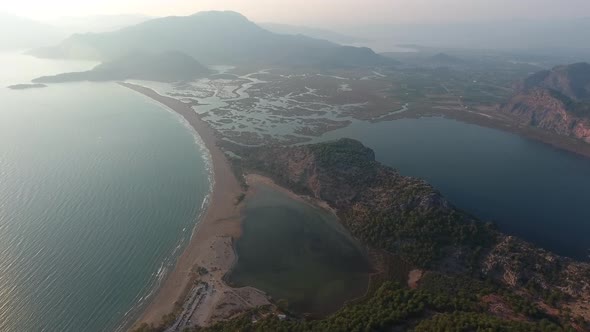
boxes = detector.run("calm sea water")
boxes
[0,53,211,331]
[317,118,590,260]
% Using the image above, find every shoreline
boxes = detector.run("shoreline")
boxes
[375,106,590,159]
[239,174,376,315]
[119,82,268,330]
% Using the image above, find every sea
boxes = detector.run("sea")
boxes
[0,52,212,331]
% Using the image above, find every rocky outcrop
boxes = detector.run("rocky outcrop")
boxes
[501,63,590,142]
[482,235,590,298]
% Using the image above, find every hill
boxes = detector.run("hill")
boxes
[48,14,151,33]
[0,13,65,50]
[30,11,391,68]
[32,51,211,83]
[501,63,590,142]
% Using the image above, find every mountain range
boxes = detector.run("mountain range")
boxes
[0,13,66,50]
[47,14,151,34]
[30,11,391,68]
[336,18,590,54]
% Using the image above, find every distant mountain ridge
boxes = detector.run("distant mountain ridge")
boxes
[518,63,590,101]
[32,51,211,83]
[338,18,590,52]
[260,23,366,44]
[30,11,391,68]
[501,63,590,142]
[0,13,65,50]
[48,14,152,33]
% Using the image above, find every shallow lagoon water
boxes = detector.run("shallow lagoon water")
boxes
[229,184,371,315]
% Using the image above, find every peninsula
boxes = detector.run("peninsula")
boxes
[33,52,211,83]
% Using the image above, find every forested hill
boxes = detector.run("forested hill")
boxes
[29,11,391,68]
[237,138,494,269]
[32,51,211,83]
[211,138,590,331]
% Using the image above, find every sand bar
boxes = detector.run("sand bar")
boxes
[119,82,268,330]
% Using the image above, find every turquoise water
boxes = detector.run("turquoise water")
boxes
[0,53,211,331]
[317,118,590,261]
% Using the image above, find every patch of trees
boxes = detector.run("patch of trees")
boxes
[195,281,571,332]
[342,208,496,268]
[414,312,569,332]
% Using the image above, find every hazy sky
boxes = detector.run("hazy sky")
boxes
[2,0,590,25]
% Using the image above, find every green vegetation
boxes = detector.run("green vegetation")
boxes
[419,272,496,308]
[414,312,569,332]
[194,281,571,332]
[241,139,498,269]
[343,209,496,268]
[502,292,544,318]
[385,63,523,107]
[227,140,586,330]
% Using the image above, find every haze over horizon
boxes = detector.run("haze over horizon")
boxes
[2,0,590,26]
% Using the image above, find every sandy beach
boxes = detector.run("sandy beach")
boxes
[244,174,338,216]
[119,82,268,330]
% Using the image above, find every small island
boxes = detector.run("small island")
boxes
[7,83,47,90]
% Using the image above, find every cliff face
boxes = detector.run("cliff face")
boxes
[501,63,590,142]
[233,139,590,322]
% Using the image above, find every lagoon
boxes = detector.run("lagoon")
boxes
[228,183,371,315]
[317,117,590,260]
